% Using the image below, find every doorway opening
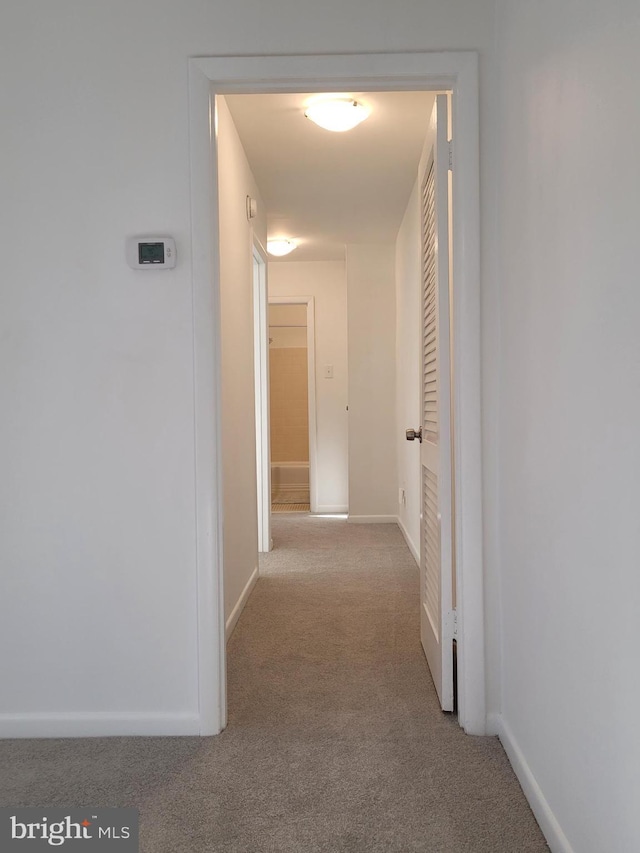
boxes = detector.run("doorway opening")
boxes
[188,52,484,737]
[239,90,455,713]
[268,299,317,514]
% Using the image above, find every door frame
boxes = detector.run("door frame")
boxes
[269,295,318,514]
[188,51,485,736]
[253,239,272,553]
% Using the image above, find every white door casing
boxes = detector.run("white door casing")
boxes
[419,95,455,711]
[188,52,484,736]
[253,242,272,553]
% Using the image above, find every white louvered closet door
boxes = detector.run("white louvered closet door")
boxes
[419,95,454,711]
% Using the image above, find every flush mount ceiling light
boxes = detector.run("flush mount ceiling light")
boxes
[267,239,297,257]
[304,97,370,132]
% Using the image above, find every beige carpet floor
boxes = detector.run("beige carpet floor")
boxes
[0,516,548,852]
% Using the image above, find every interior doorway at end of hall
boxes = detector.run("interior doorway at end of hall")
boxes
[267,298,316,516]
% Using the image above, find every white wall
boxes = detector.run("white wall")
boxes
[395,180,421,558]
[346,244,397,521]
[3,2,635,848]
[217,97,267,625]
[493,2,640,851]
[0,0,497,736]
[269,261,348,512]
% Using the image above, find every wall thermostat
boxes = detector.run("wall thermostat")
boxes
[126,236,176,270]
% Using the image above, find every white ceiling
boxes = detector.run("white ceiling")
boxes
[225,91,436,262]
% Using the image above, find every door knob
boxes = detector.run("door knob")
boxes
[406,427,423,443]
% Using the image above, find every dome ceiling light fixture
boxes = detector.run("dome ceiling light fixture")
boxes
[267,239,297,257]
[304,97,371,133]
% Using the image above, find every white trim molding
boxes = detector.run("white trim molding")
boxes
[492,714,575,853]
[188,60,226,736]
[253,239,272,554]
[397,517,420,566]
[188,50,484,737]
[0,713,200,739]
[225,566,259,641]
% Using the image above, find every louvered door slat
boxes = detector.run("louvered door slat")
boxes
[422,159,438,441]
[421,156,439,640]
[423,468,440,639]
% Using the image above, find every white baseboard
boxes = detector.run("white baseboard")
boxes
[0,711,200,739]
[225,565,259,641]
[486,710,502,736]
[492,713,574,853]
[397,516,420,565]
[348,515,397,524]
[313,505,348,514]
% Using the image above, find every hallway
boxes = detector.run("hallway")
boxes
[0,516,547,851]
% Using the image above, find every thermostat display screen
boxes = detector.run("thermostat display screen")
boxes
[126,235,175,270]
[138,242,164,264]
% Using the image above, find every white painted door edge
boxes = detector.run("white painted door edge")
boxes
[253,240,271,553]
[188,51,485,737]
